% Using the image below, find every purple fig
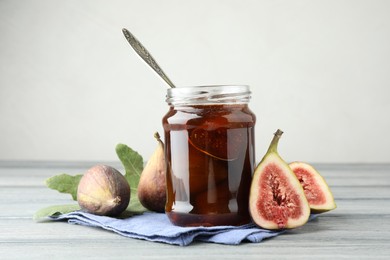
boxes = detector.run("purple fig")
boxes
[137,132,166,212]
[77,165,130,217]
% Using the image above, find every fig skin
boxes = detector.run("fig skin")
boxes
[77,165,130,217]
[249,130,310,230]
[137,132,166,213]
[289,161,336,213]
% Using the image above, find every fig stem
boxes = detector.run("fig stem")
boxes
[266,129,284,154]
[154,132,161,140]
[154,132,164,146]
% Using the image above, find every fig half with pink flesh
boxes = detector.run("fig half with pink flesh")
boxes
[289,162,336,213]
[249,130,310,229]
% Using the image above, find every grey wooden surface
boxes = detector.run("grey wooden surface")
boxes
[1,161,389,259]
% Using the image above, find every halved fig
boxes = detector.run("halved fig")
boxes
[249,130,310,229]
[289,162,336,213]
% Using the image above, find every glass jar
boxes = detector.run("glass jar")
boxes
[162,85,256,227]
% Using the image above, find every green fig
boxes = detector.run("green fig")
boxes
[249,130,310,229]
[137,132,166,213]
[77,165,130,217]
[289,161,336,213]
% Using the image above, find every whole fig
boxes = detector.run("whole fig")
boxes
[77,164,130,217]
[137,132,166,213]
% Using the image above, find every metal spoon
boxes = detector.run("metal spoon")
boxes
[122,28,176,88]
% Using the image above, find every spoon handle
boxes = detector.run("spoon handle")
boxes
[122,28,176,88]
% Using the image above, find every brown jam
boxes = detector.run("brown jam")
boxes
[163,101,256,227]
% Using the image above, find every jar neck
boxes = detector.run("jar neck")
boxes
[166,85,251,106]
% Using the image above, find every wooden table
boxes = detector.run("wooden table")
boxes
[1,162,389,259]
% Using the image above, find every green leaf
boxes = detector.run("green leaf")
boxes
[33,204,80,222]
[116,143,147,213]
[45,174,83,200]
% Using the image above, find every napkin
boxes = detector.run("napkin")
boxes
[52,211,315,246]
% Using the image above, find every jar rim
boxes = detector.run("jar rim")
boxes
[166,85,251,106]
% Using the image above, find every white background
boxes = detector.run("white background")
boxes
[1,0,389,163]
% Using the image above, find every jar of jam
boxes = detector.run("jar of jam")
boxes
[162,85,256,227]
